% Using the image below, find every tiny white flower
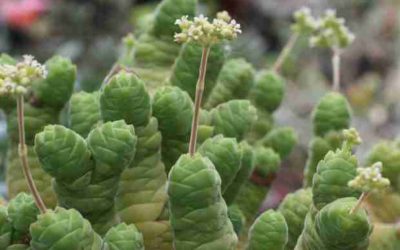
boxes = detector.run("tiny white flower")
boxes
[217,11,231,22]
[348,162,390,193]
[0,54,46,96]
[174,11,241,46]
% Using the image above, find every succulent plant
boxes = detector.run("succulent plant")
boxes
[0,3,385,250]
[1,55,76,208]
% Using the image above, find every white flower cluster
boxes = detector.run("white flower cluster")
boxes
[309,9,355,48]
[348,162,390,193]
[291,7,319,34]
[174,11,242,46]
[343,128,362,146]
[0,55,47,96]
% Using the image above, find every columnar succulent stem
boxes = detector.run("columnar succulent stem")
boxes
[349,192,369,215]
[16,95,47,214]
[188,47,210,156]
[273,33,299,73]
[332,48,341,91]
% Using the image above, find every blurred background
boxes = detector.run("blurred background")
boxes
[1,0,399,208]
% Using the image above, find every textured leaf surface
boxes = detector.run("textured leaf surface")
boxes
[206,58,255,109]
[303,132,343,187]
[223,141,255,205]
[32,56,76,109]
[167,154,237,250]
[8,193,39,236]
[198,135,242,194]
[312,150,360,210]
[312,92,351,137]
[235,147,281,221]
[170,43,225,100]
[211,100,257,141]
[249,70,285,113]
[69,91,101,138]
[104,223,144,250]
[367,141,400,191]
[278,188,312,250]
[30,208,103,250]
[0,206,12,249]
[247,210,288,250]
[116,118,171,250]
[151,0,196,39]
[316,198,372,250]
[260,127,298,159]
[100,72,151,127]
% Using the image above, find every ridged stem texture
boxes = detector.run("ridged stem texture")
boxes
[16,95,46,214]
[189,46,210,156]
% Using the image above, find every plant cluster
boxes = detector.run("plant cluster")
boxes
[0,0,399,250]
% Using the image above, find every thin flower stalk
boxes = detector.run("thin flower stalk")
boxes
[188,47,210,155]
[0,55,48,213]
[174,11,241,156]
[17,95,47,213]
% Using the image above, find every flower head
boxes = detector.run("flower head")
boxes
[291,7,319,34]
[343,127,362,146]
[348,162,390,193]
[174,11,242,46]
[0,54,47,96]
[309,9,355,49]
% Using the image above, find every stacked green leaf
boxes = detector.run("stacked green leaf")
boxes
[303,131,344,187]
[153,86,193,170]
[303,92,352,187]
[366,141,400,191]
[0,194,46,248]
[259,126,298,159]
[69,91,101,138]
[170,43,225,100]
[223,141,255,205]
[34,120,137,235]
[167,154,237,250]
[312,92,351,137]
[228,205,246,236]
[99,72,171,249]
[210,100,257,141]
[3,55,76,207]
[129,0,197,92]
[245,110,274,144]
[246,210,288,250]
[0,206,12,248]
[205,58,255,109]
[296,129,371,250]
[312,147,360,210]
[151,0,196,39]
[103,223,145,250]
[198,135,242,194]
[30,207,103,249]
[249,70,285,113]
[316,197,372,249]
[235,147,281,221]
[246,70,285,142]
[32,56,76,109]
[7,193,39,243]
[278,188,313,250]
[295,198,372,250]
